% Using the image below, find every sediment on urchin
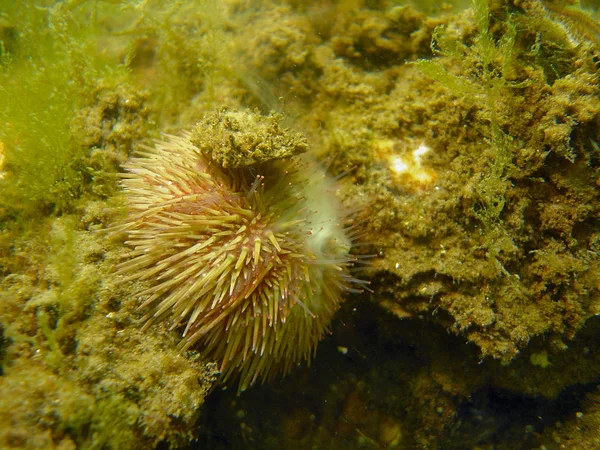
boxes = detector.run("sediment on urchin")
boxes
[115,133,361,392]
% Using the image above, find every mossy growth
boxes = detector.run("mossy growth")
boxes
[119,0,234,124]
[0,1,224,448]
[412,0,600,274]
[0,210,218,449]
[411,0,563,279]
[190,107,309,168]
[308,0,600,366]
[0,1,134,217]
[414,0,521,238]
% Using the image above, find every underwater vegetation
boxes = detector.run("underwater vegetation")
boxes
[3,0,600,449]
[0,1,220,448]
[374,0,600,365]
[542,0,600,47]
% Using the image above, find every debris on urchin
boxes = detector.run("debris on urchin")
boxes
[190,107,309,168]
[116,109,362,392]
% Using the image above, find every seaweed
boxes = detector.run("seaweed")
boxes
[414,0,523,268]
[0,49,83,214]
[0,2,245,449]
[0,0,235,221]
[542,0,600,47]
[117,0,231,123]
[0,1,131,216]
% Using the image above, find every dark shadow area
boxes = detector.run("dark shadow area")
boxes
[194,299,600,450]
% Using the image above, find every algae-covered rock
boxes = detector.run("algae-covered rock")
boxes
[0,213,218,450]
[300,0,600,369]
[190,107,308,168]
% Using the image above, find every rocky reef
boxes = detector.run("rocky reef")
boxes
[2,0,600,449]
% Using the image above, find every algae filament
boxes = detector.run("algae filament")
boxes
[0,1,132,215]
[1,3,82,213]
[413,0,527,274]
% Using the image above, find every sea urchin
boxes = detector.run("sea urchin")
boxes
[116,109,362,391]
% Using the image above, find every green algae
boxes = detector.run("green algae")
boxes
[0,2,220,448]
[0,210,218,449]
[0,1,125,214]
